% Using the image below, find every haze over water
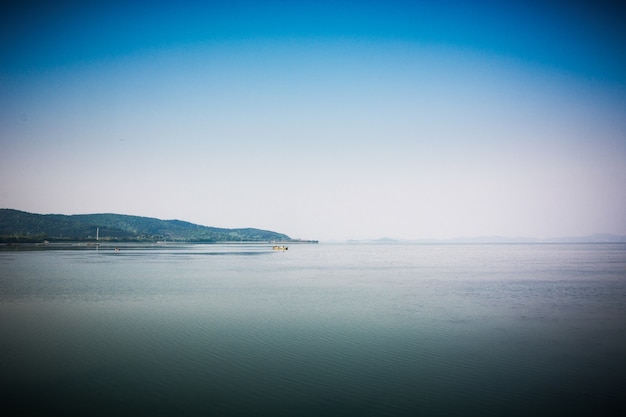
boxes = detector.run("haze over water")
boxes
[1,243,625,416]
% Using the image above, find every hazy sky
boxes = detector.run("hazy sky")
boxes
[1,0,625,241]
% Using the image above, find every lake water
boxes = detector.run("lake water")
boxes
[1,242,625,416]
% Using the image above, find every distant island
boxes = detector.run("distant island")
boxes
[344,234,626,244]
[0,209,317,244]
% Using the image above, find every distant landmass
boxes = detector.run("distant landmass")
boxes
[439,234,626,244]
[0,209,313,243]
[347,234,626,244]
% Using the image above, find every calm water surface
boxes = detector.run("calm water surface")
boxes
[1,243,625,416]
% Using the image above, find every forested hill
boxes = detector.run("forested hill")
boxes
[0,209,293,243]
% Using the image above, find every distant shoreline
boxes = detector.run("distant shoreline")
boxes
[0,208,317,244]
[0,239,318,249]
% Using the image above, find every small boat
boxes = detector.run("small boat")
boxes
[272,245,288,251]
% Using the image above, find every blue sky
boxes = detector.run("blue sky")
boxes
[1,0,625,240]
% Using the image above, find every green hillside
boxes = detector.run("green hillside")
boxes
[0,209,292,243]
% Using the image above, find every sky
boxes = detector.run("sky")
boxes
[1,0,625,241]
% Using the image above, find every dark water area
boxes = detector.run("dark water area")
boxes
[1,243,625,416]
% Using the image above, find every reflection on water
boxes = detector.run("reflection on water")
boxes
[1,243,625,416]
